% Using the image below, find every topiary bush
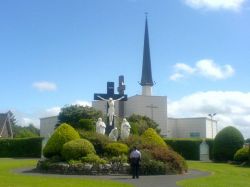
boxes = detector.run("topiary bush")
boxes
[81,153,107,165]
[213,126,244,161]
[234,147,249,162]
[43,123,80,158]
[141,128,167,148]
[104,142,129,157]
[61,139,96,161]
[79,131,110,155]
[150,146,187,174]
[139,149,166,175]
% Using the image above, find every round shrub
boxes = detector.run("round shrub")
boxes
[43,123,80,158]
[234,147,249,162]
[141,128,167,148]
[79,131,110,155]
[61,139,96,161]
[213,126,244,161]
[104,142,129,157]
[151,146,187,174]
[81,153,107,165]
[139,149,166,175]
[121,135,143,150]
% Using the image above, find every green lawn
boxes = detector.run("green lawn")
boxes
[178,161,250,187]
[0,158,133,187]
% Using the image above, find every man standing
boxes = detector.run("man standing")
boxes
[129,146,141,179]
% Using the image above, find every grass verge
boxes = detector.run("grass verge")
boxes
[178,161,250,187]
[0,158,133,187]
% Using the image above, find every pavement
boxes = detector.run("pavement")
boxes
[15,168,210,187]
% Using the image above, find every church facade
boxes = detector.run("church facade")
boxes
[40,17,217,139]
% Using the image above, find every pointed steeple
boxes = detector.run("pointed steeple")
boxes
[140,14,154,95]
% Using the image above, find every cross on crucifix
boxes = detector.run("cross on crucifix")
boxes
[94,81,127,134]
[94,82,127,101]
[146,104,158,120]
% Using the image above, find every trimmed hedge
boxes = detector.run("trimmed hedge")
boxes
[104,142,129,157]
[141,128,167,148]
[0,137,43,158]
[234,147,249,162]
[61,139,96,161]
[43,123,80,158]
[164,138,202,160]
[213,126,244,161]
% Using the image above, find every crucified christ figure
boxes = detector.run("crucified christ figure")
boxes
[97,95,125,126]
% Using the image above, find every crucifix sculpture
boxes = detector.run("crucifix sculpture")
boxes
[94,81,127,134]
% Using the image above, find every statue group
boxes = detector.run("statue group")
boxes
[94,95,130,141]
[96,117,131,141]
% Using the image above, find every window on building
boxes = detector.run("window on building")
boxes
[190,132,200,138]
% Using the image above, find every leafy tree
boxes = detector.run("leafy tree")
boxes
[128,114,161,135]
[245,138,250,143]
[58,105,103,130]
[213,126,244,161]
[9,111,39,138]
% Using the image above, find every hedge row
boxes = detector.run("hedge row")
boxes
[164,138,215,160]
[0,137,43,158]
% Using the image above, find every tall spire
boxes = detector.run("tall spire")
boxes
[140,14,154,95]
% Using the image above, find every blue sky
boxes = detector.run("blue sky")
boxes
[1,0,250,137]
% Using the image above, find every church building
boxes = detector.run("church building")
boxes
[40,17,218,140]
[0,111,13,138]
[92,16,217,138]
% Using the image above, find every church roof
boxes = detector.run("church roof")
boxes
[0,112,13,138]
[140,16,154,86]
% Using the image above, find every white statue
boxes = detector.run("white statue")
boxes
[97,96,125,126]
[109,127,119,141]
[120,118,131,140]
[96,118,106,135]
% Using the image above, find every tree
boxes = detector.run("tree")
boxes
[213,126,244,161]
[58,105,103,130]
[128,114,161,135]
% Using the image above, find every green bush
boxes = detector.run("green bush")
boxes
[150,146,187,174]
[104,142,129,157]
[81,153,107,165]
[121,135,143,150]
[141,128,166,148]
[128,114,161,135]
[43,123,80,158]
[79,131,110,155]
[234,147,249,162]
[77,119,95,131]
[61,139,96,161]
[165,138,202,160]
[139,150,166,175]
[213,126,244,161]
[0,137,43,158]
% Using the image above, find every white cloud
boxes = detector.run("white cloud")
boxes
[196,59,234,79]
[168,91,250,138]
[170,73,185,81]
[170,59,234,81]
[73,100,92,106]
[184,0,246,11]
[33,81,57,91]
[174,63,196,74]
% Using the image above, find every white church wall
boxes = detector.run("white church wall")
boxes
[125,95,168,136]
[167,118,178,138]
[169,118,207,138]
[40,116,58,146]
[206,118,217,139]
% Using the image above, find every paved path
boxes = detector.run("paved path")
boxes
[16,168,209,187]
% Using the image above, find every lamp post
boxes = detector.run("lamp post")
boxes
[208,113,216,138]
